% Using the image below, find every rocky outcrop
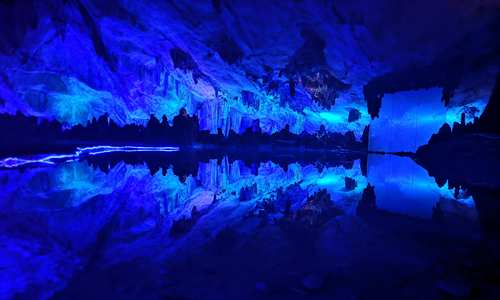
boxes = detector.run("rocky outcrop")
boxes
[477,72,500,134]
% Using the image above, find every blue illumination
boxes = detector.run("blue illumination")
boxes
[367,154,441,218]
[0,0,498,298]
[0,151,485,300]
[369,88,447,152]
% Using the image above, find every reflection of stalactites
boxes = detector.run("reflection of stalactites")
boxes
[221,156,230,188]
[163,191,169,215]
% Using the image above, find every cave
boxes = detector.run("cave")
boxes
[1,1,500,299]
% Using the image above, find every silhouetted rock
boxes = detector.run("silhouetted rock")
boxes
[348,108,361,122]
[345,177,357,190]
[432,202,445,222]
[357,184,377,216]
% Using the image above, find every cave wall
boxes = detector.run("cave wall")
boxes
[0,0,499,139]
[368,88,447,153]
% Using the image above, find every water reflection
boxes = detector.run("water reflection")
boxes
[0,150,494,300]
[367,154,442,219]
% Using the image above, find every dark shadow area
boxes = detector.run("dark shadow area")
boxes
[415,72,500,231]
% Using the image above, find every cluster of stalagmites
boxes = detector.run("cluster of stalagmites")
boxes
[0,110,65,140]
[0,109,368,151]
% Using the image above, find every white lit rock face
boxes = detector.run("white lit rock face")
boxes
[369,88,447,153]
[0,0,499,136]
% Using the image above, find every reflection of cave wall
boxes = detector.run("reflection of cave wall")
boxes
[467,188,500,231]
[367,154,440,218]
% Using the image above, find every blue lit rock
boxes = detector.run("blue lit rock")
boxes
[1,0,498,138]
[0,154,370,299]
[0,149,487,299]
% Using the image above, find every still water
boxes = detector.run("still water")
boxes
[0,149,496,300]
